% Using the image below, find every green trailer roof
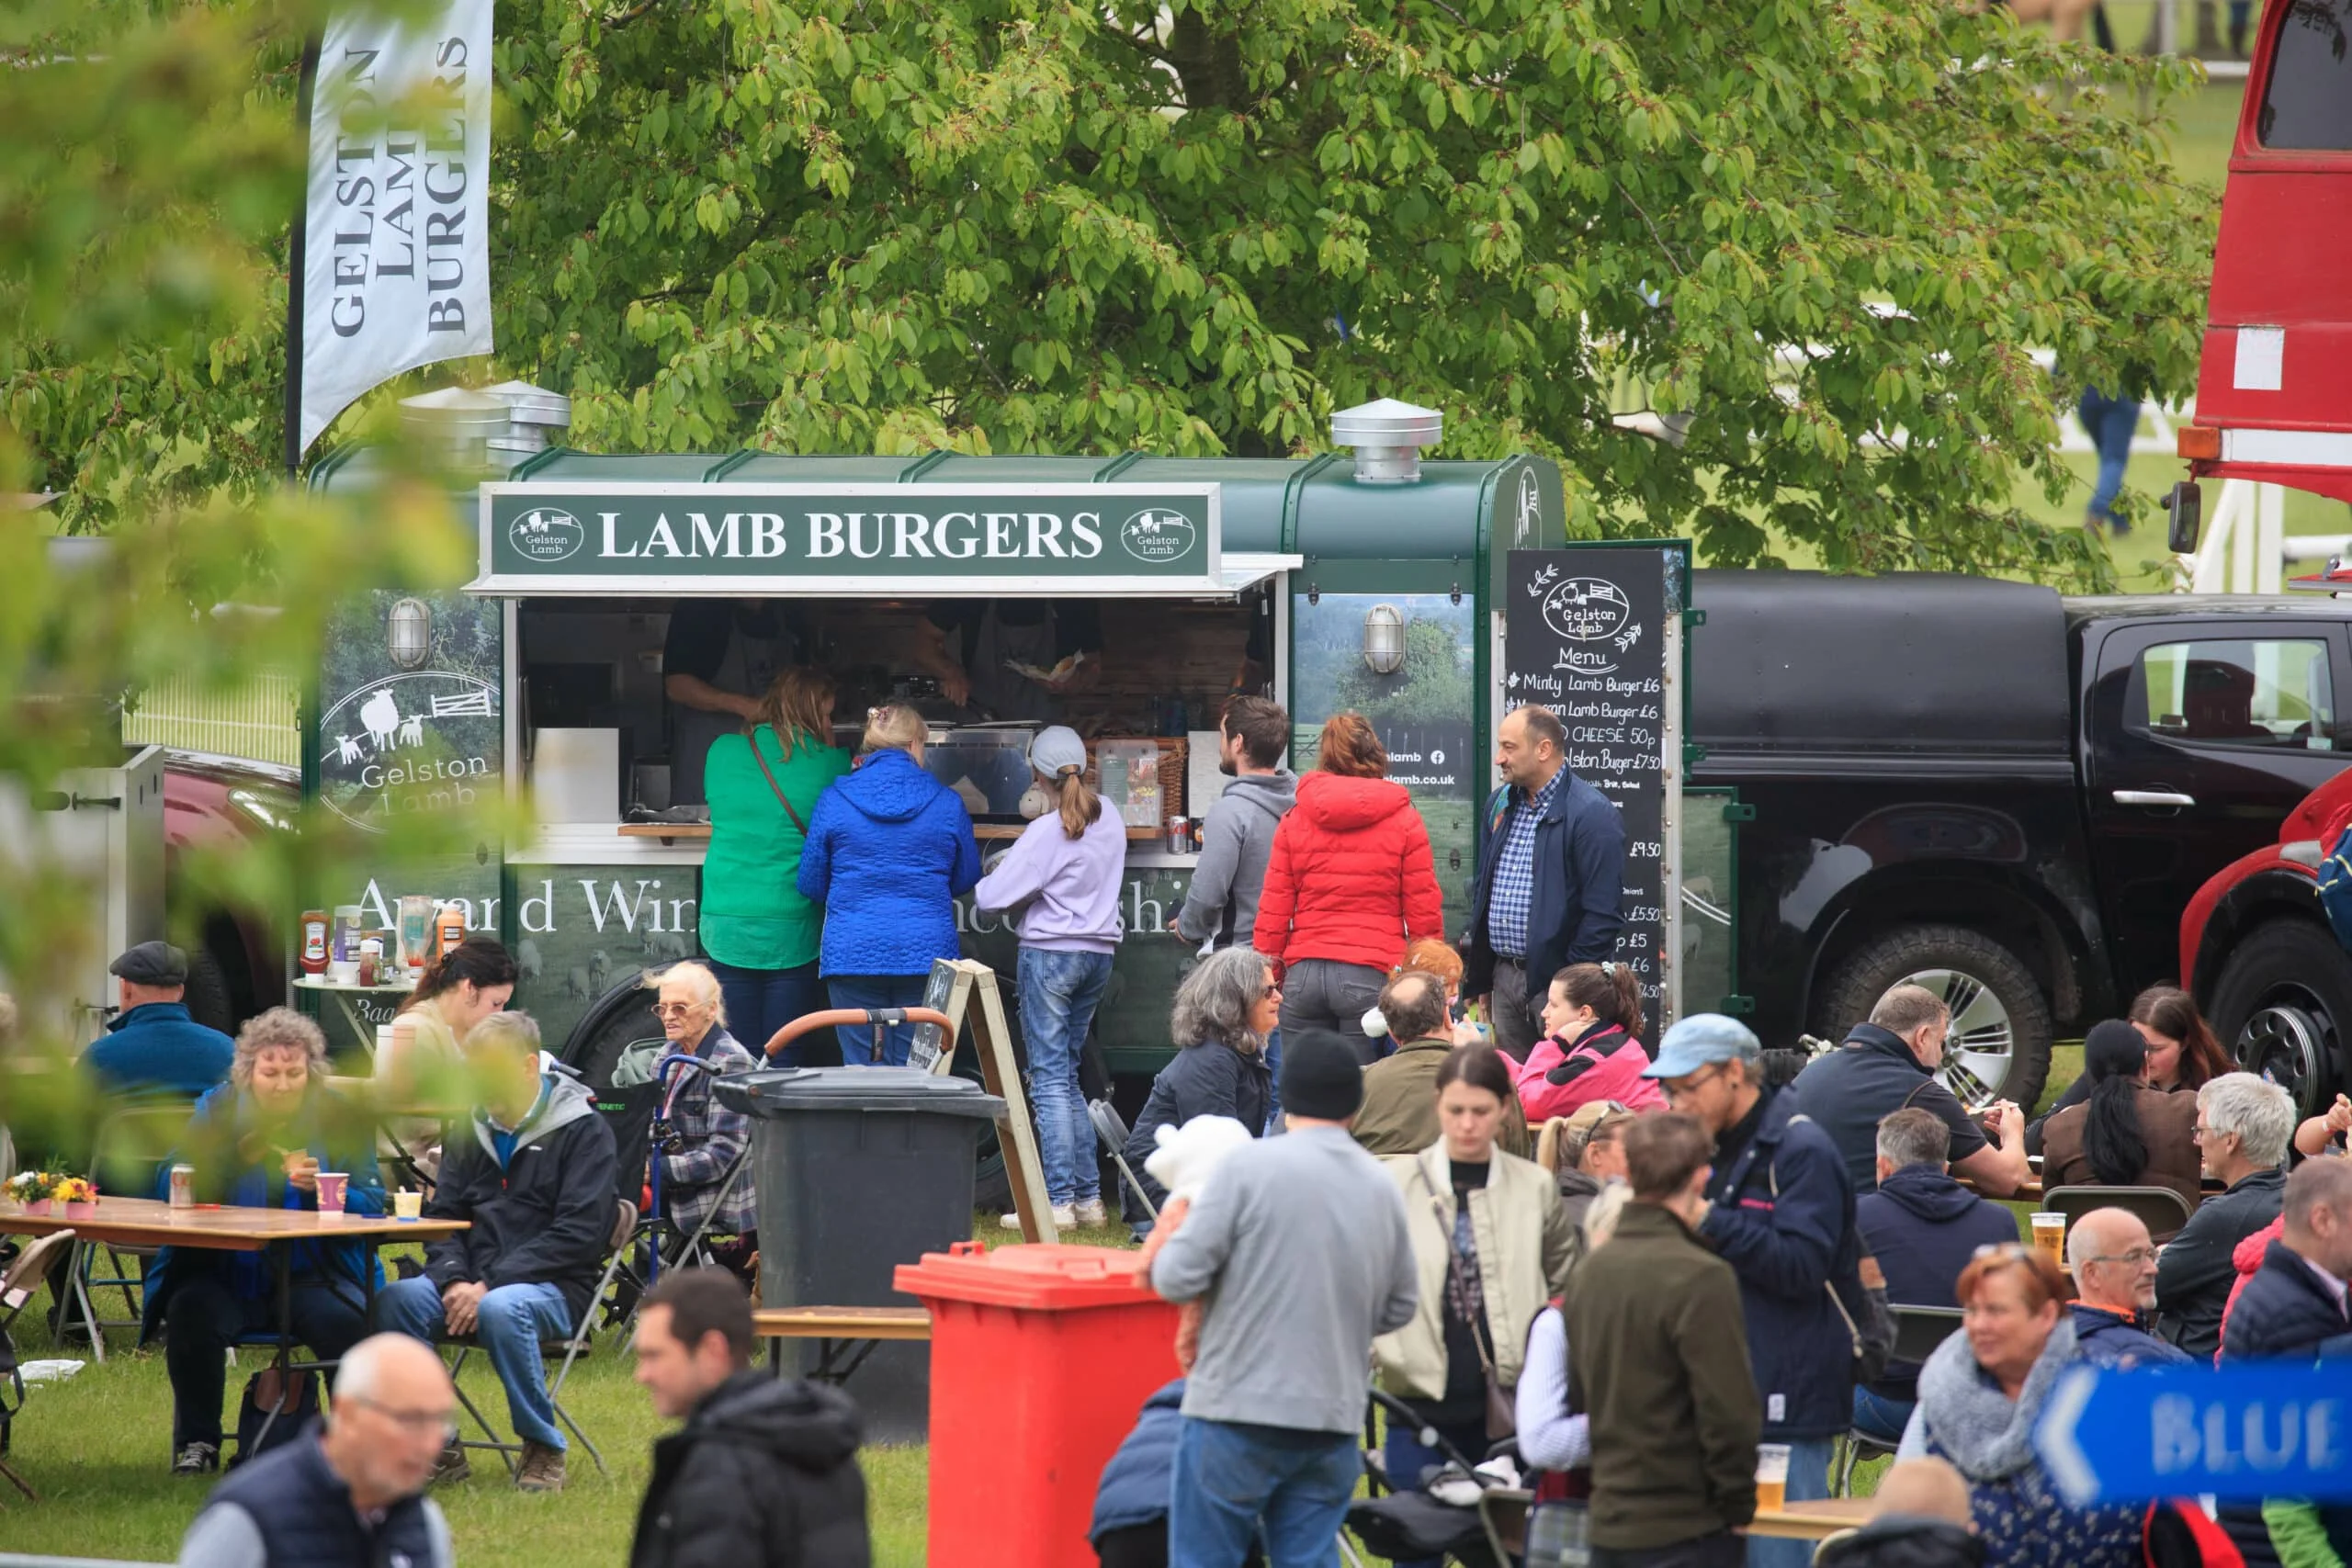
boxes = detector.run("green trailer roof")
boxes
[312,445,1563,594]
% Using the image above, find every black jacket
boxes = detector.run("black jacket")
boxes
[1855,1165,2019,1400]
[630,1372,869,1568]
[2155,1165,2287,1361]
[1814,1517,1984,1568]
[1122,1040,1271,1219]
[1463,770,1625,1006]
[2217,1240,2352,1567]
[423,1069,617,1332]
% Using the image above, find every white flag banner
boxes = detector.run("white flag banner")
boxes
[298,0,494,457]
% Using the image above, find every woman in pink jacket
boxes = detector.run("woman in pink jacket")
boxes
[1513,962,1665,1122]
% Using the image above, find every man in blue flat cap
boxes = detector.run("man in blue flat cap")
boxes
[1643,1015,1861,1568]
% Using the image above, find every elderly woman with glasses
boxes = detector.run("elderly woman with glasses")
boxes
[1897,1245,2141,1568]
[641,962,758,1247]
[1119,947,1282,1232]
[149,1007,385,1476]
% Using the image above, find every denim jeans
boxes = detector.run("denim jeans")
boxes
[2078,386,2142,525]
[706,956,828,1066]
[1745,1436,1833,1568]
[1170,1416,1361,1568]
[165,1274,369,1448]
[1261,1027,1283,1131]
[1851,1384,1914,1448]
[825,973,931,1066]
[1275,959,1385,1066]
[1018,946,1113,1207]
[1383,1409,1493,1568]
[372,1275,571,1451]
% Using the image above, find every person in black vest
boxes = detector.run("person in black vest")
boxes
[1788,986,2029,1198]
[628,1268,870,1568]
[175,1334,457,1568]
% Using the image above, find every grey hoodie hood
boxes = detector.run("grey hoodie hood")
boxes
[1221,768,1298,820]
[471,1063,598,1164]
[1915,1314,2077,1481]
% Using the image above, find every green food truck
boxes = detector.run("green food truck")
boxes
[305,389,1728,1183]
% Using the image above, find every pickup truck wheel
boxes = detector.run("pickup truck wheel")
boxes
[1815,926,2054,1111]
[2208,919,2347,1116]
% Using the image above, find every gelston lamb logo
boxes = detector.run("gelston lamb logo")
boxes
[509,507,585,562]
[1539,577,1633,644]
[1119,508,1196,564]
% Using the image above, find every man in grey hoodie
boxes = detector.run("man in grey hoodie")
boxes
[1177,697,1296,1125]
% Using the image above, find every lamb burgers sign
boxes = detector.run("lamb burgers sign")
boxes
[471,482,1222,596]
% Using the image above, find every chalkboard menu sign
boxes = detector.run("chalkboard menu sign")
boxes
[1503,547,1686,1038]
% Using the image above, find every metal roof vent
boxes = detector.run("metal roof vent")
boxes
[481,380,572,454]
[398,387,512,470]
[1330,398,1443,485]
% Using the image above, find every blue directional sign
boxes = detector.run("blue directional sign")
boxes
[2037,1360,2352,1506]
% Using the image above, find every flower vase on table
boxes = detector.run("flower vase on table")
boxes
[56,1179,100,1219]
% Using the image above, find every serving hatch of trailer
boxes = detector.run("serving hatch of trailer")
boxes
[302,397,1723,1129]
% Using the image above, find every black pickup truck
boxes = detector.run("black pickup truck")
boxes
[1690,570,2352,1109]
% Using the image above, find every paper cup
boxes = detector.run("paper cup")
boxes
[394,1189,423,1221]
[1756,1442,1791,1511]
[316,1172,348,1213]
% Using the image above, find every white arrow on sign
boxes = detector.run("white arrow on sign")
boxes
[2039,1364,2102,1506]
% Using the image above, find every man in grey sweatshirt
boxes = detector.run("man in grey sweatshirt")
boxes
[1177,696,1296,1130]
[1145,1032,1417,1567]
[1175,697,1298,952]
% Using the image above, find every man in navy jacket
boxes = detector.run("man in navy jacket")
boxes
[1464,705,1625,1059]
[83,942,233,1100]
[2219,1157,2352,1568]
[1851,1108,2018,1443]
[1645,1013,1858,1568]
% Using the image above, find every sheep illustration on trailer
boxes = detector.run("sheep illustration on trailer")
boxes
[358,689,403,754]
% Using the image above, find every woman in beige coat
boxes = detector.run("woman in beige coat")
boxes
[1374,1044,1577,1562]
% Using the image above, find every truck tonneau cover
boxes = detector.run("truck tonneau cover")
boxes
[1691,570,2070,761]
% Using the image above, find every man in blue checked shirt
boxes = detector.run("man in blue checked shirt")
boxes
[1464,705,1626,1060]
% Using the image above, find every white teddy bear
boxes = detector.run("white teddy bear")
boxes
[1141,1113,1256,1204]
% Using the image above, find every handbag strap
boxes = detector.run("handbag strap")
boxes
[1418,1165,1500,1376]
[1764,1119,1865,1359]
[749,729,808,835]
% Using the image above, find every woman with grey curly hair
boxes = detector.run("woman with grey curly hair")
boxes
[1117,947,1283,1230]
[152,1005,385,1476]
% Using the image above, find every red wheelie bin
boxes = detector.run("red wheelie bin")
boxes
[895,1242,1181,1568]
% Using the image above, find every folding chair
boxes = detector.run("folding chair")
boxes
[1833,1305,1964,1495]
[0,1232,78,1502]
[444,1198,634,1479]
[75,1100,197,1341]
[1089,1098,1158,1223]
[2041,1184,2196,1243]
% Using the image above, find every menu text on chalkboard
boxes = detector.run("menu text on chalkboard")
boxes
[1503,547,1686,1038]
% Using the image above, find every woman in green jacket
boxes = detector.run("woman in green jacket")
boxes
[700,666,852,1064]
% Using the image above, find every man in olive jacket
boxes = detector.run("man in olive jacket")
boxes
[1354,972,1530,1158]
[1565,1112,1760,1568]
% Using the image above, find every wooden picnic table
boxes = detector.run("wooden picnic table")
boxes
[0,1194,467,1251]
[753,1304,931,1385]
[1747,1496,1876,1540]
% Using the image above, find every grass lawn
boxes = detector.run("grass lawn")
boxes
[0,1218,1127,1566]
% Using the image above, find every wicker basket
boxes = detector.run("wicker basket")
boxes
[1084,737,1188,829]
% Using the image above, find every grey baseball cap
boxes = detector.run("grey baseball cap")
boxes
[109,941,189,987]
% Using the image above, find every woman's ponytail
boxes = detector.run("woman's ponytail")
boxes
[1055,764,1101,840]
[1551,961,1645,1042]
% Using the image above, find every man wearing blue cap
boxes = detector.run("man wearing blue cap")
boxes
[1643,1014,1859,1568]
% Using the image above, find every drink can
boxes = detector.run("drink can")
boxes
[1166,815,1191,853]
[169,1164,195,1208]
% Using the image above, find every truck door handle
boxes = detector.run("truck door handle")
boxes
[2113,789,2197,808]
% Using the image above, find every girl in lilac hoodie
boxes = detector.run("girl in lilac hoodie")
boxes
[975,726,1128,1227]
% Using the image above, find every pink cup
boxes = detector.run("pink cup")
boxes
[316,1172,349,1214]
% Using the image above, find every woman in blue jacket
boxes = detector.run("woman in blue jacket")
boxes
[797,703,981,1065]
[148,1008,385,1475]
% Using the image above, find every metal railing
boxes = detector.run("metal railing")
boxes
[120,672,300,769]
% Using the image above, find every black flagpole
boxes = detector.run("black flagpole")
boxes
[283,32,322,479]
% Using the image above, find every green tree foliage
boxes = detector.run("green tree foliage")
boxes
[496,0,2215,583]
[0,3,499,1131]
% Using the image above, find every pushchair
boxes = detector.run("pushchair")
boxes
[590,1044,754,1328]
[1345,1388,1526,1568]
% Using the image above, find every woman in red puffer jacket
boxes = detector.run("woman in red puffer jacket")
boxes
[1251,712,1444,1064]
